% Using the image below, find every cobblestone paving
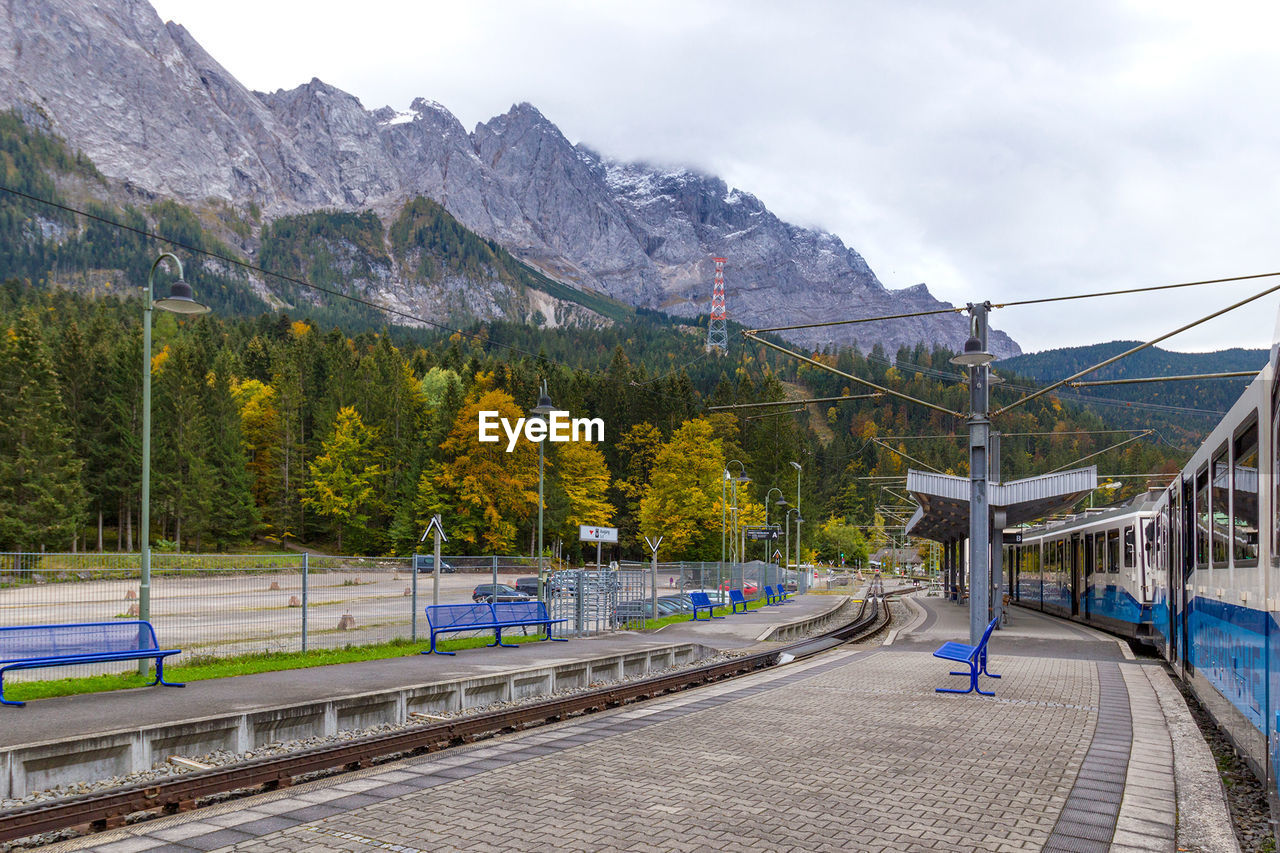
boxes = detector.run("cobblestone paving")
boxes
[159,649,1108,853]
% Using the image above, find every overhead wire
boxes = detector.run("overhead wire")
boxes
[0,182,718,398]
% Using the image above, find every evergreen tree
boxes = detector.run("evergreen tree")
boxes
[0,312,88,550]
[302,406,384,553]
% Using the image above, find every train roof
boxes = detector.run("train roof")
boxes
[1017,488,1161,539]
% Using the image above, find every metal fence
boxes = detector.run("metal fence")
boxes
[0,552,794,678]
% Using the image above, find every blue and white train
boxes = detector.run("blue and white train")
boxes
[1007,333,1278,817]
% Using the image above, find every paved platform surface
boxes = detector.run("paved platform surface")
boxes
[39,591,1241,853]
[0,594,844,750]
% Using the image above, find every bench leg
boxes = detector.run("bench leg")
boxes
[421,633,455,655]
[979,650,1001,679]
[937,665,979,694]
[541,622,568,642]
[0,674,25,707]
[149,657,185,688]
[489,628,518,648]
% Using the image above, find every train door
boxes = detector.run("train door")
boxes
[1083,533,1094,620]
[1070,534,1082,617]
[1179,477,1194,674]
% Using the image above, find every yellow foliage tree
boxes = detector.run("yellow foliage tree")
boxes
[419,387,538,553]
[638,418,726,560]
[552,440,615,534]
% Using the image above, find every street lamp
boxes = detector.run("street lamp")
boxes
[530,381,555,601]
[786,507,804,586]
[790,461,803,592]
[140,253,209,647]
[765,487,786,563]
[950,303,995,645]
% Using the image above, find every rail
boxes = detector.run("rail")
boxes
[0,583,902,844]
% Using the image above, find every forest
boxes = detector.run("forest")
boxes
[0,109,1192,564]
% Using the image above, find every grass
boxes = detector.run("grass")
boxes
[5,597,778,703]
[2,632,551,704]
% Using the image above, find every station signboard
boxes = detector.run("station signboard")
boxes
[579,525,618,543]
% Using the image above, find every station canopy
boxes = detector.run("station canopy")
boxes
[904,466,1097,542]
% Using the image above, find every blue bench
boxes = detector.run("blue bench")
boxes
[933,618,1001,695]
[763,585,779,606]
[688,591,723,621]
[422,601,568,655]
[776,585,790,603]
[729,589,749,614]
[0,621,183,708]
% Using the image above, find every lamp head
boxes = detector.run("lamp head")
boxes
[154,279,210,315]
[530,380,555,416]
[789,461,801,471]
[949,336,994,367]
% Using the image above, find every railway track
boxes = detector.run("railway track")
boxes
[1,584,899,846]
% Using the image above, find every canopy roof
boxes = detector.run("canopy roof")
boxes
[904,467,1097,542]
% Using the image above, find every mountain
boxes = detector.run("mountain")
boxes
[0,0,1020,357]
[996,342,1267,447]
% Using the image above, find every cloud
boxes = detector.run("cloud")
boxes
[148,0,1280,351]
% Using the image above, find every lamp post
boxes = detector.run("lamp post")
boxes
[950,302,995,646]
[790,461,803,592]
[786,507,804,590]
[530,381,555,602]
[140,253,209,645]
[764,487,785,563]
[724,460,748,593]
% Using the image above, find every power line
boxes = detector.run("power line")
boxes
[1069,370,1258,387]
[993,277,1280,416]
[995,270,1280,308]
[744,306,964,335]
[743,332,964,418]
[0,182,717,394]
[708,393,881,412]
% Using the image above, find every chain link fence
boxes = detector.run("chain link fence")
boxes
[0,552,801,677]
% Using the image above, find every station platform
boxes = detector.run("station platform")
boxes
[32,593,1242,852]
[1,593,849,799]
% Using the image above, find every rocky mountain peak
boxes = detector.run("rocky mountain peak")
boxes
[0,0,1021,357]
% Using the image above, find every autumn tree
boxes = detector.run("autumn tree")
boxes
[419,385,538,553]
[550,439,615,559]
[638,418,726,560]
[302,406,383,552]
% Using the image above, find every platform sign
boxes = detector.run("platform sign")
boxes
[746,529,779,541]
[579,525,618,543]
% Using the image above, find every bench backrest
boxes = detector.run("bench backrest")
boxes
[0,621,161,664]
[764,585,776,598]
[977,617,999,651]
[424,603,496,630]
[729,589,747,604]
[491,600,550,624]
[688,591,712,608]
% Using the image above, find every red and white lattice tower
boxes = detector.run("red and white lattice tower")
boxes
[706,257,728,352]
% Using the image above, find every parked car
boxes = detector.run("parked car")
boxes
[657,594,694,613]
[614,600,658,623]
[514,577,541,597]
[719,580,760,596]
[471,583,532,603]
[685,588,728,604]
[415,555,455,573]
[655,598,686,616]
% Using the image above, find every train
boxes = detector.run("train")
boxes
[1005,337,1278,817]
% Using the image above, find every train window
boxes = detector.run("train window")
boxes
[1084,533,1094,576]
[1194,467,1209,568]
[1123,526,1135,568]
[1107,528,1120,572]
[1211,445,1230,567]
[1232,420,1259,565]
[1093,533,1105,577]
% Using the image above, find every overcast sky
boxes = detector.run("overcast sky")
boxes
[148,0,1280,353]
